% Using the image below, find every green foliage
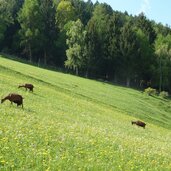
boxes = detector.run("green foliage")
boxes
[1,56,171,170]
[144,87,157,96]
[84,3,113,77]
[155,34,171,92]
[119,21,140,86]
[102,12,124,81]
[159,91,169,98]
[65,19,87,75]
[0,0,14,44]
[70,0,94,25]
[17,0,58,64]
[136,13,156,44]
[17,0,42,61]
[1,0,171,92]
[37,0,58,65]
[135,29,155,80]
[56,0,76,30]
[91,3,112,37]
[154,22,171,36]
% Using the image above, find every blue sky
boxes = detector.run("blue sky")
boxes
[85,0,171,26]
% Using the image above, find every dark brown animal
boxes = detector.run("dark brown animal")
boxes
[18,83,34,92]
[131,120,146,129]
[1,93,24,108]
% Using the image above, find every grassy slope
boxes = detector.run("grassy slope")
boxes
[0,55,171,170]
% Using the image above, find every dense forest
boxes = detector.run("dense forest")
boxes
[0,0,171,92]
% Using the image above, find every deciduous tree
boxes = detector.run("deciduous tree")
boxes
[65,19,86,75]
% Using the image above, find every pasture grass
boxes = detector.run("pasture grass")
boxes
[0,55,171,170]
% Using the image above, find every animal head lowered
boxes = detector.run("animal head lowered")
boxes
[131,121,136,125]
[18,85,23,88]
[131,120,146,129]
[1,98,6,104]
[1,95,9,104]
[1,93,24,108]
[18,84,34,92]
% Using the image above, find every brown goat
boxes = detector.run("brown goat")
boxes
[1,93,24,108]
[131,120,146,129]
[18,83,34,92]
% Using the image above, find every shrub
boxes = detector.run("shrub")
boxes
[144,87,157,96]
[159,91,169,98]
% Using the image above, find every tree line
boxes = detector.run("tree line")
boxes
[1,0,171,92]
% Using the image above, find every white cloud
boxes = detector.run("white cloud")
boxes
[138,0,151,14]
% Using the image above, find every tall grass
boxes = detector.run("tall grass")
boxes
[0,55,171,170]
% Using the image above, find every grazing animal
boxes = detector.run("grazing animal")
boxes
[131,120,146,129]
[18,83,34,92]
[1,93,24,108]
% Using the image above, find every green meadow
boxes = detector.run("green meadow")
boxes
[0,55,171,171]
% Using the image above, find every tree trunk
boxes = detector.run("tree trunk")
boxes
[114,72,117,84]
[85,70,89,78]
[44,50,47,66]
[76,67,78,75]
[28,43,32,62]
[105,74,109,80]
[159,56,162,92]
[38,58,41,67]
[126,77,130,87]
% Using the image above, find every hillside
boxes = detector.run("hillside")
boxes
[0,55,171,170]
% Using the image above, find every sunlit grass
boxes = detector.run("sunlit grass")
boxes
[0,55,171,170]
